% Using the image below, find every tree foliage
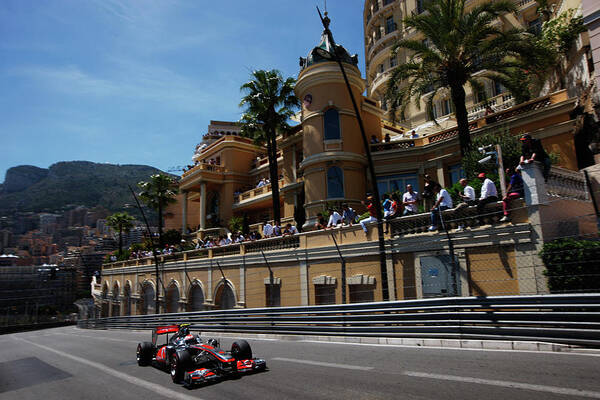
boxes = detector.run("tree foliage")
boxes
[239,69,300,224]
[138,174,178,247]
[106,212,135,257]
[540,238,600,293]
[385,0,551,155]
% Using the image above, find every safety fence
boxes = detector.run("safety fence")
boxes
[79,294,600,347]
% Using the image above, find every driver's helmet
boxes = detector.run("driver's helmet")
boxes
[178,323,190,336]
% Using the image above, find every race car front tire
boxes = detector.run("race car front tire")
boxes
[170,349,191,383]
[137,342,153,366]
[231,340,252,360]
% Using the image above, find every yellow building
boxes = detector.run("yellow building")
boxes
[95,2,598,317]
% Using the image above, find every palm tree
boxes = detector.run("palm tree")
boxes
[385,0,548,156]
[138,174,178,248]
[106,212,135,258]
[239,69,300,224]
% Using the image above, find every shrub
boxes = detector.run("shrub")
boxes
[539,238,600,293]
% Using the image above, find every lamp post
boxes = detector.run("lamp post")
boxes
[315,8,389,301]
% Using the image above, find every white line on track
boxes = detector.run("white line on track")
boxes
[299,340,600,358]
[404,371,600,399]
[271,357,373,371]
[13,337,203,400]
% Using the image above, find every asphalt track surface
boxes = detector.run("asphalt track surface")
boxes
[1,326,600,400]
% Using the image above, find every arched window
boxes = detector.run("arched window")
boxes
[188,282,205,311]
[166,283,180,313]
[141,282,155,315]
[123,283,131,316]
[215,282,236,310]
[324,109,340,140]
[327,166,345,199]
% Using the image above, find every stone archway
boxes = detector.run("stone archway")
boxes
[123,282,132,316]
[188,281,205,311]
[166,282,180,313]
[140,281,156,315]
[214,281,236,310]
[101,283,109,318]
[111,282,120,317]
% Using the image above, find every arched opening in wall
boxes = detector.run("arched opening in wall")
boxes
[166,282,180,313]
[188,282,205,311]
[141,282,156,315]
[214,282,236,310]
[111,282,120,317]
[327,166,345,199]
[123,283,131,316]
[324,108,341,140]
[101,284,109,318]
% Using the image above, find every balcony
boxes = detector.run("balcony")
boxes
[467,92,515,121]
[181,162,226,178]
[233,179,284,206]
[250,151,282,170]
[193,135,254,157]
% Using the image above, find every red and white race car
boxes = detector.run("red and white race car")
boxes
[136,324,267,387]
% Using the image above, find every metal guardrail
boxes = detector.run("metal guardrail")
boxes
[79,294,600,347]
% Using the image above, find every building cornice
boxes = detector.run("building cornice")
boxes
[299,151,368,170]
[296,62,365,95]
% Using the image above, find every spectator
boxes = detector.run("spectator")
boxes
[384,193,400,234]
[341,203,357,225]
[476,172,498,225]
[360,196,378,235]
[410,130,418,138]
[456,178,477,232]
[262,221,274,238]
[315,213,326,230]
[384,133,391,143]
[195,239,204,249]
[273,223,282,236]
[370,135,379,144]
[519,133,551,181]
[428,183,453,231]
[382,194,392,218]
[257,178,266,188]
[327,208,343,228]
[283,223,298,235]
[422,174,437,210]
[500,167,525,222]
[402,184,419,215]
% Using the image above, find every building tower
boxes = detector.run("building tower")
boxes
[296,18,383,229]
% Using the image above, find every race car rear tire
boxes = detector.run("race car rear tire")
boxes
[170,349,191,383]
[231,340,252,360]
[137,342,153,366]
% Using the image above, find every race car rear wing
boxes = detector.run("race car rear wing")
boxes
[155,325,179,335]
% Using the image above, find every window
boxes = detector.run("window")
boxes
[349,285,375,303]
[385,16,396,34]
[377,173,418,196]
[493,81,505,97]
[375,27,381,40]
[390,56,397,68]
[380,96,388,111]
[433,99,453,118]
[528,18,542,36]
[265,284,280,307]
[384,0,394,5]
[324,108,340,140]
[373,0,379,12]
[417,0,431,14]
[315,285,336,305]
[378,63,384,73]
[448,164,464,185]
[327,166,345,198]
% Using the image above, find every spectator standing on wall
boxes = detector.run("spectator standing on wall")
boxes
[456,178,477,232]
[360,196,378,235]
[327,208,343,228]
[422,174,437,210]
[402,184,419,216]
[341,203,357,225]
[262,221,273,238]
[428,183,453,231]
[520,133,551,181]
[384,193,400,234]
[500,167,525,222]
[476,173,498,225]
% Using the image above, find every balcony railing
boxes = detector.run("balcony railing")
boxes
[250,151,282,169]
[181,162,226,178]
[546,167,589,201]
[467,92,515,121]
[234,179,284,204]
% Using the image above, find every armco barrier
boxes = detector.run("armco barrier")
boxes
[79,294,600,347]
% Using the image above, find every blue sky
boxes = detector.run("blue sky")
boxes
[0,0,365,181]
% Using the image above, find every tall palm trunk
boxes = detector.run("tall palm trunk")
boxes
[267,129,281,225]
[158,202,163,249]
[450,82,471,156]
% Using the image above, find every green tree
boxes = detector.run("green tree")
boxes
[106,212,135,257]
[239,69,300,225]
[540,238,600,293]
[461,127,521,181]
[385,0,549,156]
[138,174,178,248]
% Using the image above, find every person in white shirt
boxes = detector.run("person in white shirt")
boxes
[262,221,273,238]
[428,184,453,231]
[327,208,342,228]
[476,172,498,225]
[456,178,476,231]
[402,184,419,215]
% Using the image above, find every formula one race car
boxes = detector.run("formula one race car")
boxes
[136,324,266,387]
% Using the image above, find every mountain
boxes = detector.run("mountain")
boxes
[0,161,175,215]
